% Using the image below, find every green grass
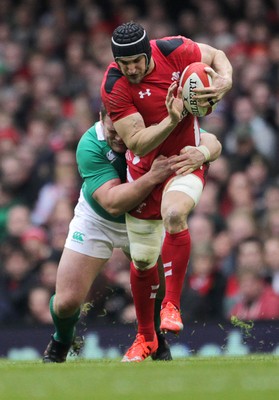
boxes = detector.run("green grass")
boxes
[0,355,278,400]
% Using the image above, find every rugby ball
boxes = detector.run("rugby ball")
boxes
[180,62,214,117]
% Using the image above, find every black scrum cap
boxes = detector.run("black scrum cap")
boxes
[111,22,151,66]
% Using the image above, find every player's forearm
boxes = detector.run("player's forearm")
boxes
[172,135,221,175]
[127,116,178,157]
[200,133,222,161]
[101,174,158,217]
[200,44,233,88]
[210,50,233,88]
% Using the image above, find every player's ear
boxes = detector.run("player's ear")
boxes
[99,103,107,122]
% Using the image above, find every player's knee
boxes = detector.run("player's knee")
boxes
[162,175,203,231]
[133,260,152,270]
[131,243,159,270]
[163,206,188,232]
[54,295,80,318]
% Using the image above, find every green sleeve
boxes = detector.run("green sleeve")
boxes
[76,124,125,223]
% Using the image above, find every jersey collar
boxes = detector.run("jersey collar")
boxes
[96,121,105,141]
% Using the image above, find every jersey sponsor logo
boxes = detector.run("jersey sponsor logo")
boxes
[172,71,180,81]
[106,149,117,161]
[72,231,85,242]
[135,202,147,214]
[139,89,151,98]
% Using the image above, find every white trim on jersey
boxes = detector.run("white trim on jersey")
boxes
[96,121,105,141]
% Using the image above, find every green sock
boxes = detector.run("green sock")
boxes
[50,295,80,345]
[154,298,163,333]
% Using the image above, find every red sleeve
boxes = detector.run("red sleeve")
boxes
[101,66,137,123]
[176,37,202,68]
[184,37,201,57]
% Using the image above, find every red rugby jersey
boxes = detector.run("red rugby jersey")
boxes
[101,35,202,175]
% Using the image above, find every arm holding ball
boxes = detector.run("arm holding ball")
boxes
[195,43,233,107]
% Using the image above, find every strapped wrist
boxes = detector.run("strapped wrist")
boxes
[196,145,210,162]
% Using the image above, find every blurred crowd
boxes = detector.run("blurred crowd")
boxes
[1,0,279,327]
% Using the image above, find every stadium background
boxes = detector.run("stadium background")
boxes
[0,0,279,359]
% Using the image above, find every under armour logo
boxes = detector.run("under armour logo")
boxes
[172,71,180,81]
[139,89,151,98]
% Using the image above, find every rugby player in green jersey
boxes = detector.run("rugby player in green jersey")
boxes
[43,106,221,363]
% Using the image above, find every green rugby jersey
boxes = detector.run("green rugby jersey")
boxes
[76,121,127,223]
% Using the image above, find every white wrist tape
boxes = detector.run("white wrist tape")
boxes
[196,145,211,162]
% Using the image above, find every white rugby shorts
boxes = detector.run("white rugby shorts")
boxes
[64,191,130,258]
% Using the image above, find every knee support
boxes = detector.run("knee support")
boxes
[163,173,203,206]
[125,213,163,270]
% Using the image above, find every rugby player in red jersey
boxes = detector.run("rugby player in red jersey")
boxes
[101,21,232,362]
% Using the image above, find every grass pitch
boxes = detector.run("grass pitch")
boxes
[0,355,278,400]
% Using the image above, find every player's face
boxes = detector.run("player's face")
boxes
[103,115,127,153]
[117,55,147,84]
